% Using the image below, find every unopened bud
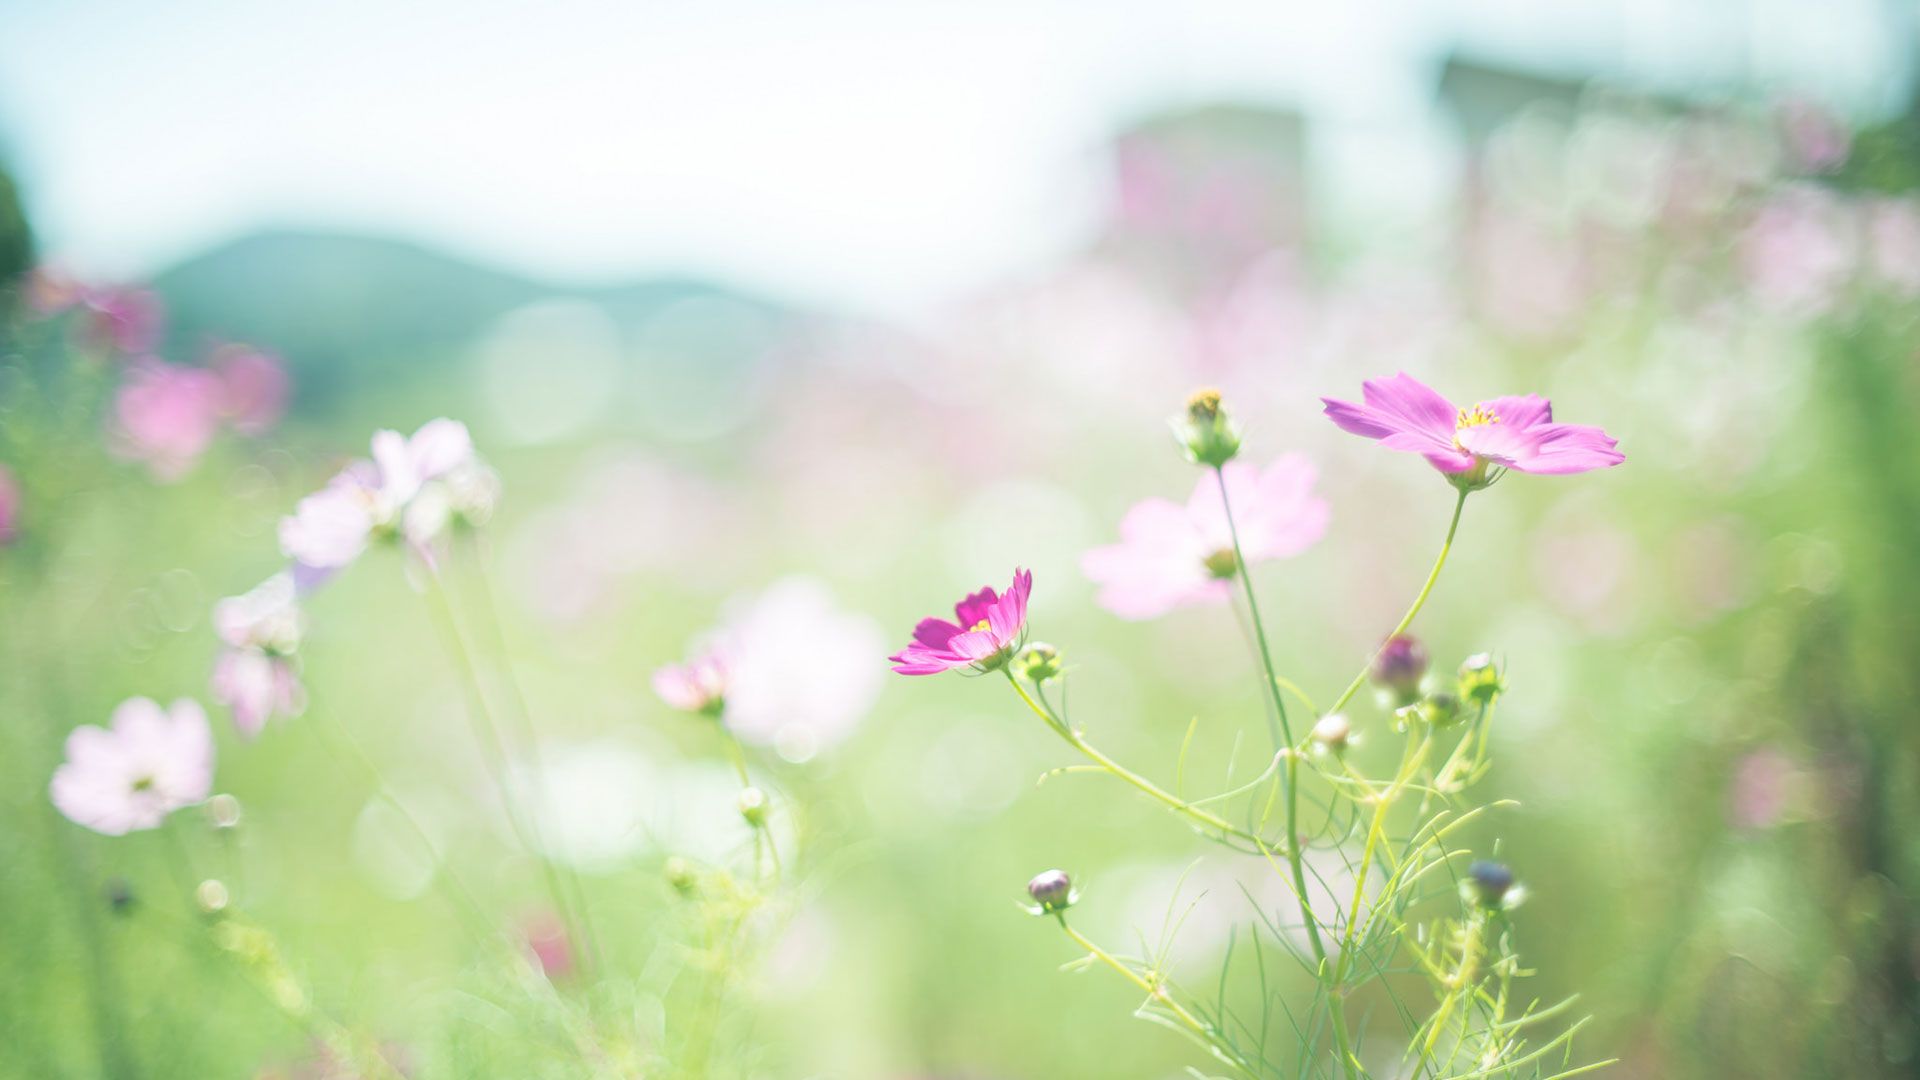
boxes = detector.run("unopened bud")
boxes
[1458,653,1503,707]
[1171,388,1242,468]
[1015,642,1063,684]
[1310,713,1352,753]
[1418,690,1463,729]
[1026,868,1074,915]
[1464,860,1523,911]
[738,787,769,827]
[206,793,242,830]
[1370,635,1429,704]
[664,856,697,896]
[103,876,135,915]
[195,879,230,916]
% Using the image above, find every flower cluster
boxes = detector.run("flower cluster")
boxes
[279,418,497,576]
[891,379,1620,1078]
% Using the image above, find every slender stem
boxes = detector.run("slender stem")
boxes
[1056,919,1256,1077]
[1214,465,1292,751]
[454,536,606,973]
[1213,466,1358,1078]
[1005,672,1270,848]
[1327,488,1470,718]
[718,725,782,879]
[420,570,592,974]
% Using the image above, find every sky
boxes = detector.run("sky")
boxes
[0,0,1906,315]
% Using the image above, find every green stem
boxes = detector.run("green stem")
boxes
[420,569,592,976]
[1057,918,1258,1078]
[455,537,607,973]
[1214,465,1293,751]
[718,725,782,879]
[1214,465,1357,1079]
[1004,672,1269,849]
[1327,488,1470,718]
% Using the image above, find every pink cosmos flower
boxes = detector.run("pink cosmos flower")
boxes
[1321,372,1623,480]
[890,569,1032,675]
[1081,456,1328,620]
[80,286,164,356]
[720,578,884,758]
[653,647,729,715]
[0,464,18,545]
[50,698,214,835]
[278,419,481,573]
[110,359,226,480]
[211,574,306,736]
[210,344,291,436]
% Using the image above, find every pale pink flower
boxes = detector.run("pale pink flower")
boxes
[210,344,291,436]
[653,647,729,716]
[50,698,214,835]
[1082,456,1327,620]
[79,286,164,356]
[110,360,225,480]
[278,419,483,574]
[0,464,18,545]
[720,578,884,757]
[1739,186,1856,315]
[211,650,305,737]
[211,573,306,736]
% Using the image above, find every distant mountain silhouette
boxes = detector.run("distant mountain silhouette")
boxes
[150,229,789,411]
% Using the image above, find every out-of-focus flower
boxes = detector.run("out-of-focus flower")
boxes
[0,464,18,545]
[110,360,225,481]
[279,419,486,574]
[521,912,575,981]
[890,569,1032,676]
[1866,198,1920,297]
[1081,456,1326,620]
[721,578,884,758]
[653,647,728,717]
[1464,859,1521,910]
[1729,747,1800,831]
[1776,97,1851,173]
[210,344,291,436]
[214,572,303,655]
[1321,372,1623,484]
[79,286,164,356]
[212,647,305,737]
[279,466,380,574]
[1310,712,1352,753]
[50,697,214,835]
[210,572,307,737]
[1739,186,1855,316]
[24,267,83,316]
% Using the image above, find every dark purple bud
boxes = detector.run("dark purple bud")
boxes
[103,876,135,915]
[1371,635,1429,702]
[1467,860,1514,907]
[1027,869,1073,914]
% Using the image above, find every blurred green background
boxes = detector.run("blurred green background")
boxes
[2,3,1918,1078]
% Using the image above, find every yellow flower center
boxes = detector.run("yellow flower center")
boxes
[969,618,992,634]
[1455,405,1499,430]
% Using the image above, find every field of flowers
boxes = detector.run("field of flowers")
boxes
[2,85,1917,1080]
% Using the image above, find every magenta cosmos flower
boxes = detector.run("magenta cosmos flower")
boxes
[890,569,1032,675]
[1322,372,1623,481]
[50,698,214,835]
[1082,456,1328,620]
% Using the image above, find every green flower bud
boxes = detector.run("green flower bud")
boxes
[206,793,242,830]
[1418,690,1464,729]
[664,856,697,896]
[738,787,769,827]
[1015,642,1063,684]
[1171,388,1242,468]
[1310,713,1353,753]
[1457,653,1503,707]
[195,879,230,917]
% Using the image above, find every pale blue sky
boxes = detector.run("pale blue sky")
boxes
[0,0,1905,314]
